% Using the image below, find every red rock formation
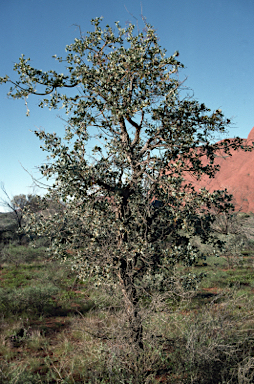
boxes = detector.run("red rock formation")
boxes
[181,127,254,213]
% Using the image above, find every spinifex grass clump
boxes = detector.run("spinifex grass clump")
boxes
[1,16,254,377]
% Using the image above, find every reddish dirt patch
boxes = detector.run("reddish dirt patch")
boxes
[202,287,218,293]
[28,317,71,339]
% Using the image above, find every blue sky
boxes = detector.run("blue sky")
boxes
[0,0,253,210]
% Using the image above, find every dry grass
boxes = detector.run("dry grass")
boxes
[0,291,254,383]
[1,221,254,383]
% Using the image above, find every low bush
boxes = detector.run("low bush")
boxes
[166,291,254,383]
[0,245,47,266]
[0,369,43,384]
[0,284,59,316]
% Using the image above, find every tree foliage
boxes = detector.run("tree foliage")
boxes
[0,184,43,243]
[1,17,252,349]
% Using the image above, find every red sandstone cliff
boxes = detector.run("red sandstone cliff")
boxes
[180,127,254,213]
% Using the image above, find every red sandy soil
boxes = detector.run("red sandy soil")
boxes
[181,127,254,213]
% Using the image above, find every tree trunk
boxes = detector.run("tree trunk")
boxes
[118,260,144,350]
[115,193,144,350]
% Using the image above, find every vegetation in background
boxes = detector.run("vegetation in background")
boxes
[0,191,64,246]
[0,187,43,245]
[0,211,17,245]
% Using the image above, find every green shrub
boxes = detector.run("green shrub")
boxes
[0,245,47,266]
[0,370,42,384]
[0,284,59,316]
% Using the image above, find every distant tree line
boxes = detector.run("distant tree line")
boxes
[0,184,63,245]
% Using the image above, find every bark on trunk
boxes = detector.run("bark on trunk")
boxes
[118,260,144,350]
[116,191,144,350]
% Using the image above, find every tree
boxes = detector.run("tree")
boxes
[1,17,252,353]
[0,184,42,243]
